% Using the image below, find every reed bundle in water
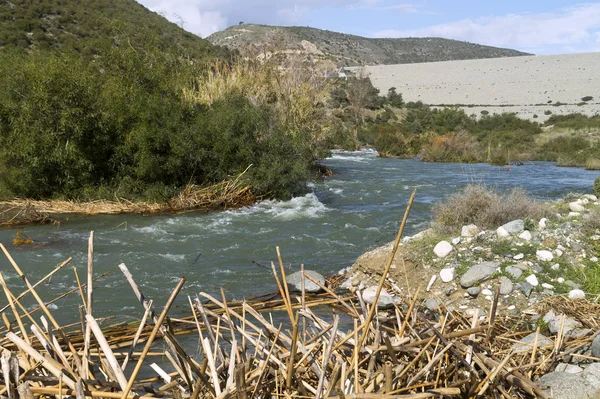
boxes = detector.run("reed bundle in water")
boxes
[0,169,255,227]
[0,219,597,397]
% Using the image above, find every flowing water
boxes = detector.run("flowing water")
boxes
[0,150,598,325]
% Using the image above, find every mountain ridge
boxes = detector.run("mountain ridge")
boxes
[207,24,531,68]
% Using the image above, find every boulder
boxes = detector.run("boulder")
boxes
[505,266,523,280]
[496,226,510,238]
[548,317,582,335]
[537,250,554,262]
[425,297,443,311]
[460,262,499,288]
[512,332,553,352]
[501,219,525,234]
[461,224,479,237]
[537,372,594,399]
[520,282,533,297]
[569,202,586,212]
[362,286,397,309]
[519,231,532,241]
[433,241,453,258]
[287,270,325,293]
[592,334,600,358]
[439,267,455,283]
[555,363,583,374]
[569,289,586,299]
[499,276,514,295]
[583,363,600,391]
[526,274,539,287]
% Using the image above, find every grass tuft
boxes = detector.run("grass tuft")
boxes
[432,184,553,232]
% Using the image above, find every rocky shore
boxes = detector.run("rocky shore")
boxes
[337,192,600,398]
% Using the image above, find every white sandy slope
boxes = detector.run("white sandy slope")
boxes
[364,52,600,122]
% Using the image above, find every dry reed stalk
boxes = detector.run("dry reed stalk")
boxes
[358,189,416,352]
[120,277,186,399]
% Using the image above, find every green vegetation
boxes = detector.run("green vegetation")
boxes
[0,2,330,202]
[0,0,229,60]
[594,177,600,197]
[207,24,530,68]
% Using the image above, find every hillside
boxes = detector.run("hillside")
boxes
[207,24,530,68]
[0,0,229,59]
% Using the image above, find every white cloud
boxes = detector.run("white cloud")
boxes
[373,3,600,54]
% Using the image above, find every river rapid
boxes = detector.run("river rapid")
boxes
[0,149,598,324]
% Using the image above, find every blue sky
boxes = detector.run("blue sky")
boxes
[137,0,600,54]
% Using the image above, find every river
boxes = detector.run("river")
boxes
[0,150,598,324]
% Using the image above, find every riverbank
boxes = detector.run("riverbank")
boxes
[339,188,600,396]
[0,174,256,227]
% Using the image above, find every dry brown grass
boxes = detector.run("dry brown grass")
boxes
[432,184,553,232]
[0,171,256,227]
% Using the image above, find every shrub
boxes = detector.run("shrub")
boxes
[545,110,552,115]
[594,177,600,197]
[420,131,480,163]
[480,110,489,115]
[586,159,600,170]
[432,184,553,232]
[582,96,594,102]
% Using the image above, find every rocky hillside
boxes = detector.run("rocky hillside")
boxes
[0,0,228,59]
[207,24,530,68]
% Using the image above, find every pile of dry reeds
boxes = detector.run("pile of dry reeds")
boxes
[0,191,597,398]
[0,169,255,227]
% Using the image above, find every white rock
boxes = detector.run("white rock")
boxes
[542,283,554,289]
[481,289,493,296]
[451,237,461,245]
[518,231,532,241]
[461,224,479,237]
[537,250,554,262]
[551,263,560,270]
[591,257,599,263]
[555,363,584,374]
[583,194,598,201]
[568,212,581,218]
[538,218,548,229]
[526,274,539,286]
[433,241,453,258]
[569,201,585,212]
[569,289,586,299]
[439,268,455,283]
[496,226,510,238]
[508,305,516,310]
[555,249,564,257]
[557,277,565,283]
[513,253,524,260]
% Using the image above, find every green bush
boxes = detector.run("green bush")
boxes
[0,40,319,201]
[594,177,600,197]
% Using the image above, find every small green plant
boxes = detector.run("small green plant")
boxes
[491,240,513,256]
[544,110,552,115]
[480,110,489,115]
[533,114,538,119]
[594,176,600,197]
[524,218,535,231]
[582,96,594,102]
